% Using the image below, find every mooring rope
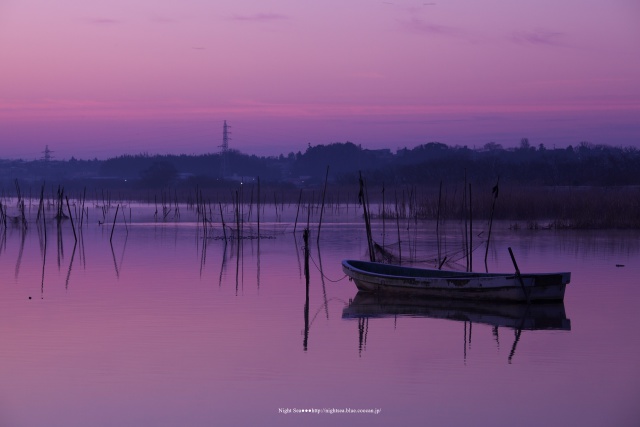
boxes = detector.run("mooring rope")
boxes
[308,253,348,282]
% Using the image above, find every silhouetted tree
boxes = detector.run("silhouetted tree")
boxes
[140,161,178,188]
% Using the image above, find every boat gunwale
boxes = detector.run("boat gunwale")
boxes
[342,259,570,282]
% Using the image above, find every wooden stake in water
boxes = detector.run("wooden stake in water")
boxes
[437,180,442,268]
[80,187,86,229]
[317,165,329,242]
[463,171,469,272]
[508,247,530,304]
[65,196,77,242]
[485,177,499,273]
[219,202,227,242]
[382,183,386,248]
[303,228,310,351]
[37,184,45,223]
[293,188,302,234]
[257,177,260,240]
[235,191,240,240]
[358,172,375,263]
[395,191,401,264]
[110,204,120,243]
[42,196,47,247]
[468,183,473,272]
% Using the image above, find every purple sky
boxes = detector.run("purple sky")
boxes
[1,0,639,160]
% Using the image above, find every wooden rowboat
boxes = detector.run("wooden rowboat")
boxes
[342,259,570,302]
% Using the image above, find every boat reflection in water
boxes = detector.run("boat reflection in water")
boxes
[342,292,571,362]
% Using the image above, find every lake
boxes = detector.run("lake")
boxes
[0,201,638,426]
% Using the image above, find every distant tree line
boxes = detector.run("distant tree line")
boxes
[356,140,640,187]
[292,140,640,187]
[2,139,640,190]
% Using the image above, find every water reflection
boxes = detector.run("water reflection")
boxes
[1,207,638,426]
[315,241,329,320]
[344,292,571,329]
[303,229,310,351]
[109,234,128,279]
[64,242,77,290]
[218,241,228,288]
[343,292,571,362]
[15,227,26,278]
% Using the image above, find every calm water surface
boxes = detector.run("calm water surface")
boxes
[0,205,638,427]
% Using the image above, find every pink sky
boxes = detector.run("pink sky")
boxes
[1,0,639,159]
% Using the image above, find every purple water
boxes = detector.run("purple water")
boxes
[0,206,638,426]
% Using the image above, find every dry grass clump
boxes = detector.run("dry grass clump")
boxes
[407,185,640,229]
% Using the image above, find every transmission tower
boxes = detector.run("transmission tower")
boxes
[42,145,53,162]
[219,120,230,178]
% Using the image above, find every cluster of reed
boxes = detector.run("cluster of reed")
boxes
[494,186,640,229]
[369,184,640,229]
[3,178,639,230]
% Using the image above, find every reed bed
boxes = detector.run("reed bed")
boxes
[1,181,639,230]
[365,185,640,229]
[479,186,640,229]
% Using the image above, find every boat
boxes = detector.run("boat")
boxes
[342,291,571,331]
[342,259,571,302]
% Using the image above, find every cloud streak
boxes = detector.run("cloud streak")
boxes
[230,13,289,23]
[88,18,121,25]
[399,18,463,38]
[510,29,566,47]
[6,98,637,122]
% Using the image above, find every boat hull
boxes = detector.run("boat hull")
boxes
[342,260,570,302]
